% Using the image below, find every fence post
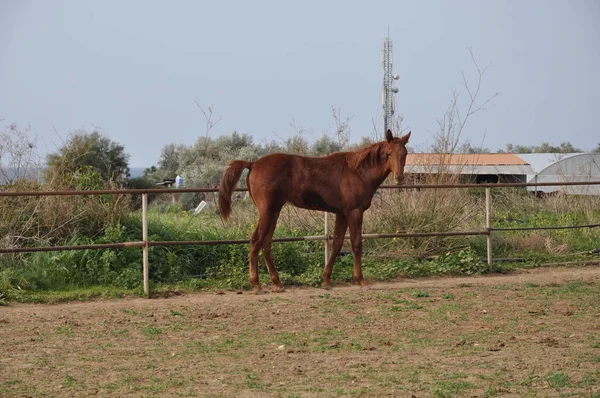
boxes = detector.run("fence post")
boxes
[485,187,493,270]
[324,212,330,266]
[142,193,150,298]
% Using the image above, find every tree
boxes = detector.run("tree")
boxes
[501,141,583,153]
[331,106,351,149]
[458,142,491,154]
[215,131,253,152]
[0,123,41,184]
[593,143,600,153]
[45,129,130,185]
[284,134,310,155]
[157,143,182,176]
[311,134,343,156]
[431,49,500,154]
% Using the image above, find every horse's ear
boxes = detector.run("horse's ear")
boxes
[385,129,393,142]
[400,131,411,145]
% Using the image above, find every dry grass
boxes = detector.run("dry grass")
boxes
[214,170,600,262]
[0,179,131,249]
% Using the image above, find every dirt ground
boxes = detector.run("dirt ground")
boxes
[1,266,599,397]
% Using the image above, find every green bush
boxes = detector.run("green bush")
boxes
[2,175,599,300]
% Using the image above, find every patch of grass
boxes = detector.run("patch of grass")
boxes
[561,281,592,294]
[483,386,500,397]
[431,379,475,397]
[120,308,141,316]
[578,374,598,388]
[4,285,135,304]
[411,290,430,298]
[546,371,570,389]
[142,327,162,336]
[62,375,77,388]
[169,309,182,317]
[382,297,424,313]
[245,373,260,389]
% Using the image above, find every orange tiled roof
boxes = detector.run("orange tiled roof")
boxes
[406,153,528,166]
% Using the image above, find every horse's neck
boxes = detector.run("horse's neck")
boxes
[360,163,390,191]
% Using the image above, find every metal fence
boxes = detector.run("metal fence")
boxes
[2,180,600,297]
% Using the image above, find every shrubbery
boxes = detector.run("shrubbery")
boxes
[2,126,600,302]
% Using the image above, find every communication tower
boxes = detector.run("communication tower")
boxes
[382,35,400,132]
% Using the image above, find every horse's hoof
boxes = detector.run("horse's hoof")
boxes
[273,286,286,293]
[255,289,265,295]
[360,284,371,290]
[323,285,333,291]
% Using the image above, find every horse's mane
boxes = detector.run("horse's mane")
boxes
[346,141,386,170]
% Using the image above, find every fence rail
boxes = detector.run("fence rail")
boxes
[1,180,599,197]
[2,180,600,297]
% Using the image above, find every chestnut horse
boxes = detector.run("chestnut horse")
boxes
[218,129,411,294]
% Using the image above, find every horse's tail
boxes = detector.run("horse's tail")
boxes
[218,160,252,221]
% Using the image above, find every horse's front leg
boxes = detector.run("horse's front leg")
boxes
[347,209,367,287]
[322,213,348,290]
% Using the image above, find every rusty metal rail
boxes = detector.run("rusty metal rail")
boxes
[0,230,492,254]
[1,180,599,197]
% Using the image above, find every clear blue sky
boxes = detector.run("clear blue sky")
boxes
[1,0,599,167]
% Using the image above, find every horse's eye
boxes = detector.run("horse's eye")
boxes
[387,152,392,158]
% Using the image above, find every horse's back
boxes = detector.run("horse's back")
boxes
[251,152,346,185]
[249,152,349,212]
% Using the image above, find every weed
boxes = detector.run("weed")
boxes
[546,371,570,388]
[142,327,162,336]
[431,380,475,397]
[245,373,260,389]
[170,310,182,317]
[62,376,76,388]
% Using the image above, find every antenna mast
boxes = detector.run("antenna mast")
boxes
[382,32,399,132]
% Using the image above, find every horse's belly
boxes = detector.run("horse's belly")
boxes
[290,190,342,213]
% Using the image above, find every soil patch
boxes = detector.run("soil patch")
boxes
[1,266,599,397]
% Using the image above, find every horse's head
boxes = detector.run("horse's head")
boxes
[384,129,411,185]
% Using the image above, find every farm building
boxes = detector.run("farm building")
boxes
[516,153,600,195]
[404,152,600,194]
[404,153,534,184]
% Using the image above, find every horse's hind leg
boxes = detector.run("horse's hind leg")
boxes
[261,211,285,292]
[249,207,282,294]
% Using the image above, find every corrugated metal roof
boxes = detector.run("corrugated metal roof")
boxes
[518,153,600,195]
[406,153,528,166]
[514,153,583,174]
[405,164,535,175]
